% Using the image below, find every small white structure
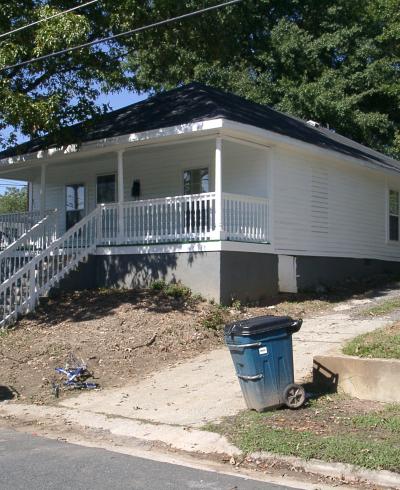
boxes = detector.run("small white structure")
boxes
[0,83,399,325]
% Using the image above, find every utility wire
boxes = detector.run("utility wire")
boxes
[0,0,100,40]
[0,0,242,72]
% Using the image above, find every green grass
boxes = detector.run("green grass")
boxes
[206,409,400,472]
[343,324,400,359]
[351,405,400,433]
[363,298,400,316]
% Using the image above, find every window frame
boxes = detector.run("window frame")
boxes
[65,183,86,230]
[182,166,210,196]
[387,188,400,243]
[96,173,117,204]
[65,183,86,212]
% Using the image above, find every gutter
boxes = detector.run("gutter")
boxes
[1,117,400,179]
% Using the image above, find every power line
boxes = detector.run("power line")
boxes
[0,0,242,72]
[0,0,100,40]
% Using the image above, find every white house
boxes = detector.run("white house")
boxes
[0,82,399,325]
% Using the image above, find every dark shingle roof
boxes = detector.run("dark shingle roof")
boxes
[1,82,399,173]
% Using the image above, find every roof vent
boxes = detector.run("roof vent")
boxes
[307,120,320,128]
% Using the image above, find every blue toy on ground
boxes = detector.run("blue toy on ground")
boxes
[53,353,98,397]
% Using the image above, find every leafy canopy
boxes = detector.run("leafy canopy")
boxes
[0,187,27,213]
[0,0,399,158]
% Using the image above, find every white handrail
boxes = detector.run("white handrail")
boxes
[0,210,59,284]
[0,207,100,328]
[0,210,48,250]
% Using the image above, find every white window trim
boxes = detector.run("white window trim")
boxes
[65,183,86,213]
[387,187,400,243]
[96,172,117,204]
[182,166,211,195]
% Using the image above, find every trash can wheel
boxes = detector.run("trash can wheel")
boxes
[283,383,306,409]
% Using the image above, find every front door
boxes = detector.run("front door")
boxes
[65,184,85,230]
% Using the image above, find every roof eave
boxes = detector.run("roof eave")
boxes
[0,118,225,168]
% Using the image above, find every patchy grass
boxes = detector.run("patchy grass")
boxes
[351,405,400,433]
[363,297,400,316]
[343,322,400,359]
[205,396,400,472]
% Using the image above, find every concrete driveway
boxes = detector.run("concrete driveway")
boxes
[59,295,389,427]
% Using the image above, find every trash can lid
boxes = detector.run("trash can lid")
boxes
[224,315,302,337]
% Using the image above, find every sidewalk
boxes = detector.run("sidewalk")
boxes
[58,298,388,427]
[2,289,399,488]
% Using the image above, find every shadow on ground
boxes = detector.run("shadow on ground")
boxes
[0,386,15,401]
[265,273,400,308]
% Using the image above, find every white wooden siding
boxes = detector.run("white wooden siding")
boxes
[31,139,270,234]
[221,140,268,198]
[273,146,400,261]
[122,140,215,200]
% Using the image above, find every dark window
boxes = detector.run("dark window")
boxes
[183,168,209,195]
[389,190,399,241]
[97,174,116,204]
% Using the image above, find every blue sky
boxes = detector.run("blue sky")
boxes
[0,88,148,194]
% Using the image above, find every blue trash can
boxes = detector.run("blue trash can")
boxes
[224,315,305,411]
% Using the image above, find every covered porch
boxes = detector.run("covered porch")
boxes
[0,136,271,248]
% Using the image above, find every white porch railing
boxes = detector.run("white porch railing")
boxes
[0,210,58,284]
[0,210,44,250]
[0,192,269,328]
[99,192,269,245]
[101,192,217,245]
[222,193,269,242]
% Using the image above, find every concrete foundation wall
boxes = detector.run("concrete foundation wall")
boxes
[56,250,279,304]
[56,250,400,303]
[95,252,221,301]
[296,255,400,292]
[220,251,278,304]
[314,354,400,403]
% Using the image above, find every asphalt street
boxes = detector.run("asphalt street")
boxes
[0,428,299,490]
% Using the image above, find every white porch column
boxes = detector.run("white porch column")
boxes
[215,137,223,239]
[117,150,125,242]
[39,164,47,215]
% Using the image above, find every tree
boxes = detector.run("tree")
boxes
[0,1,130,148]
[0,187,27,213]
[123,0,400,159]
[0,1,399,158]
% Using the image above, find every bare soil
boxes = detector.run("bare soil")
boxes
[0,288,331,405]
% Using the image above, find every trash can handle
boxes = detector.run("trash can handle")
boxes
[226,342,262,350]
[237,373,263,381]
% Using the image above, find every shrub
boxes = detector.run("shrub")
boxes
[165,282,191,299]
[202,307,226,331]
[150,279,167,291]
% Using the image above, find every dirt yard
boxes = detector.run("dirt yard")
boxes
[0,287,333,405]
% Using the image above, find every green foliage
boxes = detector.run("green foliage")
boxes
[123,0,400,159]
[0,1,129,148]
[351,405,400,433]
[164,282,191,299]
[201,305,227,330]
[1,1,399,158]
[363,298,400,317]
[231,299,243,311]
[343,323,400,359]
[0,186,27,213]
[150,279,167,291]
[150,279,191,299]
